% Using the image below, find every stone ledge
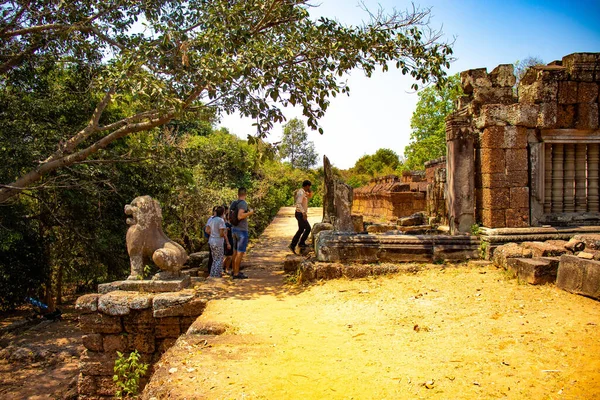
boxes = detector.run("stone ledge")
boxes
[98,275,191,294]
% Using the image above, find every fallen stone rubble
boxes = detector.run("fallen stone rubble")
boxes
[492,234,600,300]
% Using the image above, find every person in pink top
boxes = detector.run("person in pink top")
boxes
[289,180,312,254]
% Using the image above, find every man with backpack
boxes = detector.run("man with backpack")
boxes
[229,187,254,279]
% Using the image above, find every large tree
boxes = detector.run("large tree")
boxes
[0,0,453,203]
[402,73,462,170]
[279,118,318,170]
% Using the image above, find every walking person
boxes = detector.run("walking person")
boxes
[230,187,254,279]
[289,180,313,254]
[206,206,230,278]
[204,206,218,271]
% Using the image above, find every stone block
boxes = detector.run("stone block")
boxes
[315,263,343,280]
[508,257,559,285]
[474,103,509,128]
[558,81,578,104]
[155,324,181,339]
[128,334,155,354]
[505,149,528,171]
[557,104,576,128]
[521,241,567,257]
[572,234,600,250]
[557,255,600,300]
[482,188,510,210]
[461,68,491,94]
[482,208,506,228]
[546,240,570,250]
[283,254,304,273]
[82,334,104,352]
[103,334,128,353]
[311,222,333,240]
[474,86,515,105]
[152,290,205,318]
[399,212,426,226]
[98,291,151,316]
[79,350,116,376]
[342,265,373,279]
[481,170,528,189]
[489,64,516,87]
[578,82,599,103]
[79,313,122,334]
[298,261,316,283]
[519,80,558,104]
[78,373,97,396]
[537,102,558,128]
[187,251,209,268]
[98,276,191,294]
[480,148,505,174]
[492,242,532,270]
[505,208,529,228]
[366,224,397,233]
[576,103,599,130]
[76,294,100,314]
[507,103,539,127]
[510,187,529,209]
[352,214,364,233]
[503,126,528,149]
[95,376,116,397]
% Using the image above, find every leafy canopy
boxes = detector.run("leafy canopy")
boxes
[279,118,318,170]
[402,73,462,170]
[0,0,453,202]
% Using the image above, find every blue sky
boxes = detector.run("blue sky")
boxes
[219,0,600,169]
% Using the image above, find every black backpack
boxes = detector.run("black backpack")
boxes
[229,200,241,226]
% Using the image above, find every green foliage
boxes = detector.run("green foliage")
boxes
[471,223,481,236]
[343,148,401,188]
[113,350,149,398]
[0,0,452,202]
[279,118,318,170]
[403,74,463,171]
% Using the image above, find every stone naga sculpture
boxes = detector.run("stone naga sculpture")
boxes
[124,196,188,280]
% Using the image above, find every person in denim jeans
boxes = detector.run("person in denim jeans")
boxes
[231,187,254,279]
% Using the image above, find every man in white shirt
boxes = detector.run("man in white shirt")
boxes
[289,180,312,254]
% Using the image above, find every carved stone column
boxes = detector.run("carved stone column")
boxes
[544,143,553,214]
[551,144,564,213]
[564,144,575,212]
[575,144,587,212]
[588,144,599,212]
[446,114,475,234]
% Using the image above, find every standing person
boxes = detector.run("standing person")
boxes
[204,206,218,271]
[206,206,230,278]
[223,205,234,276]
[230,187,254,279]
[289,180,313,254]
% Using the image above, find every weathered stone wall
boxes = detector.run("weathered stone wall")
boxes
[353,174,427,221]
[425,157,448,225]
[76,290,206,399]
[446,52,600,233]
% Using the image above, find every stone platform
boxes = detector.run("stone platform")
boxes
[480,226,600,259]
[76,287,207,399]
[315,231,480,263]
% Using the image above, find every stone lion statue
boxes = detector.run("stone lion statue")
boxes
[124,196,188,280]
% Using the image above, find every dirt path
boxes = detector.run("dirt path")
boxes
[145,207,600,399]
[0,306,82,399]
